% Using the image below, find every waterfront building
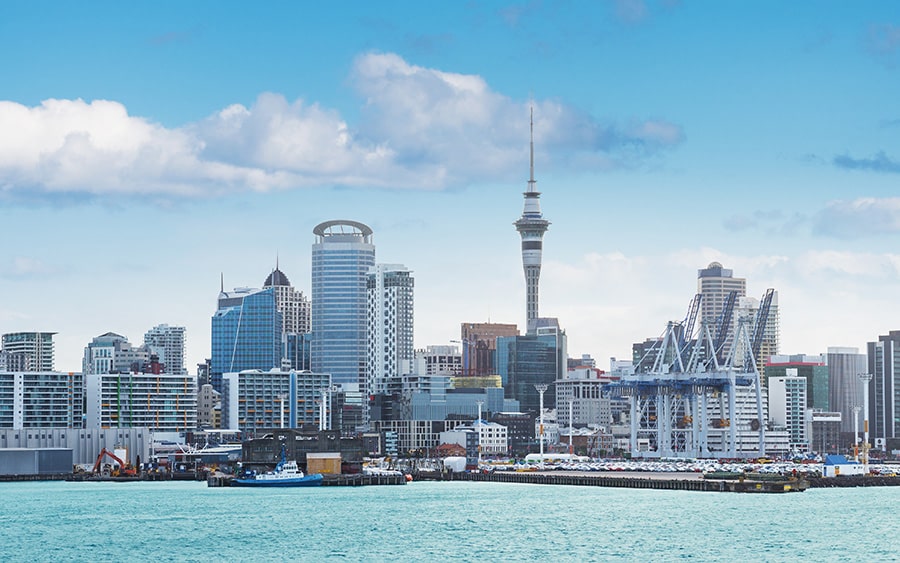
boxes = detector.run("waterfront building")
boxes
[439,421,508,455]
[143,324,187,375]
[697,263,746,357]
[311,220,376,392]
[496,319,566,413]
[210,286,281,393]
[197,383,221,429]
[808,411,842,455]
[1,332,55,372]
[83,332,151,375]
[221,368,332,435]
[84,372,197,439]
[366,264,414,395]
[490,412,535,456]
[826,346,867,434]
[264,264,311,335]
[867,330,900,444]
[0,427,149,466]
[768,376,809,452]
[0,371,84,429]
[556,367,615,429]
[514,109,550,332]
[460,322,520,376]
[764,355,829,410]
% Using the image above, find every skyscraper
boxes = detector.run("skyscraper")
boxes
[867,330,900,443]
[826,346,866,434]
[311,220,376,391]
[264,263,311,335]
[1,332,55,372]
[697,262,746,358]
[514,109,550,333]
[210,286,282,392]
[366,264,414,395]
[143,324,187,375]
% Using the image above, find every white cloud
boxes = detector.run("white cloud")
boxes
[2,256,60,279]
[814,197,900,238]
[0,53,683,202]
[539,247,898,364]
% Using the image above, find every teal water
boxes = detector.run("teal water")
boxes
[0,480,896,562]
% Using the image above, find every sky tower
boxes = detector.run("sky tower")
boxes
[514,108,550,332]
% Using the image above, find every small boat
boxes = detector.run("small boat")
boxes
[233,445,323,487]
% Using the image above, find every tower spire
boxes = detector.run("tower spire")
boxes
[514,106,550,332]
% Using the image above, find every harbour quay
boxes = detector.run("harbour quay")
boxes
[207,472,407,487]
[442,470,810,493]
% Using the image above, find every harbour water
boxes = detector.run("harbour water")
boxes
[1,480,897,561]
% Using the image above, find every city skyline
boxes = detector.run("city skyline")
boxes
[1,3,898,372]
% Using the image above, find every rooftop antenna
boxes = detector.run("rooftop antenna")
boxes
[220,272,224,293]
[528,105,536,193]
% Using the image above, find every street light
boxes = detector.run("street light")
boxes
[535,384,548,462]
[852,405,861,462]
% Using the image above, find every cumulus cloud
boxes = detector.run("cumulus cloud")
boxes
[0,52,683,202]
[813,197,900,238]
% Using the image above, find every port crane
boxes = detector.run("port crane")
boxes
[610,290,776,459]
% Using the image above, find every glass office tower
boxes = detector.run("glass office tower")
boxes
[311,220,375,392]
[210,287,282,393]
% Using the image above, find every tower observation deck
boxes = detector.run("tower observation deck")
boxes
[514,108,550,330]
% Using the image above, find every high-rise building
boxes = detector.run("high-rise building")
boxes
[697,263,746,357]
[311,220,375,392]
[82,332,151,375]
[84,372,197,436]
[1,332,55,372]
[514,110,550,332]
[867,330,900,443]
[768,376,809,452]
[460,322,520,376]
[366,264,414,395]
[0,371,84,428]
[221,368,331,434]
[264,264,311,335]
[826,346,866,434]
[210,286,282,393]
[765,355,828,410]
[733,293,780,368]
[496,319,566,414]
[143,324,187,375]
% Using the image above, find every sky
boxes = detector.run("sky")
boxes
[1,1,898,373]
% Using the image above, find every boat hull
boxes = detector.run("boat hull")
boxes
[232,474,323,487]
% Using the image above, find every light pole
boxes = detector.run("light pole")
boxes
[535,384,548,462]
[852,405,861,461]
[859,373,872,470]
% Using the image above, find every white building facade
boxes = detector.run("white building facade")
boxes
[0,371,84,429]
[366,264,414,395]
[221,369,331,434]
[769,376,809,452]
[143,324,187,375]
[84,372,197,437]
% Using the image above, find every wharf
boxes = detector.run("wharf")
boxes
[444,470,808,493]
[207,473,407,487]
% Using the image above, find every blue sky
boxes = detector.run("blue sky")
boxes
[1,1,898,372]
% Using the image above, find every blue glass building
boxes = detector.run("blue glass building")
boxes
[210,287,282,393]
[496,320,567,414]
[311,220,375,392]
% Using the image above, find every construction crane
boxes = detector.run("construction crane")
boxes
[679,293,702,356]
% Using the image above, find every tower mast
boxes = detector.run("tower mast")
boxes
[514,106,550,332]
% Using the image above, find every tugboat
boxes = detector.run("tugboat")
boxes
[233,444,323,487]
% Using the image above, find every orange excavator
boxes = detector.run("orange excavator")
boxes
[92,448,138,477]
